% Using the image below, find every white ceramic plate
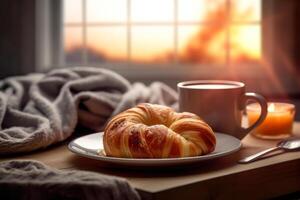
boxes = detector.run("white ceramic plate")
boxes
[68,132,241,167]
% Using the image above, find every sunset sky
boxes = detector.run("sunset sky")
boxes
[63,0,261,63]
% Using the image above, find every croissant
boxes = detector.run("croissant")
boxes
[103,103,216,158]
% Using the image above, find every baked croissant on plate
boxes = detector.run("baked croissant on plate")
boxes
[103,103,216,158]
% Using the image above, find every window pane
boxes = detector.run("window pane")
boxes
[64,0,82,23]
[178,25,226,64]
[230,25,261,64]
[131,0,174,22]
[87,0,127,23]
[87,27,127,62]
[178,0,226,22]
[64,27,83,64]
[231,0,261,22]
[131,26,174,63]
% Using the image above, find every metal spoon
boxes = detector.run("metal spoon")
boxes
[239,137,300,163]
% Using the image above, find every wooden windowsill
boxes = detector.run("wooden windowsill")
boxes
[1,123,300,199]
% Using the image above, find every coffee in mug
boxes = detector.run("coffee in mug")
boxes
[178,80,268,139]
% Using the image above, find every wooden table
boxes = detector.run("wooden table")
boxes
[1,122,300,200]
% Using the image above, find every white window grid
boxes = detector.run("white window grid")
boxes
[63,0,261,67]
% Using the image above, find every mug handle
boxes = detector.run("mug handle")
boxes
[240,92,268,134]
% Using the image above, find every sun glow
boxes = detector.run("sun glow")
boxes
[64,0,261,64]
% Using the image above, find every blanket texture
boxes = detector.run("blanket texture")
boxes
[0,160,140,200]
[0,67,177,155]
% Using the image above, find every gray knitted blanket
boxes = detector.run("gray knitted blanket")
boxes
[0,160,140,200]
[0,67,177,155]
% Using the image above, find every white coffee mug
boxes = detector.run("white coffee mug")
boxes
[178,80,268,139]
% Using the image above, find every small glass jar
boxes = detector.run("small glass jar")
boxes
[247,102,295,139]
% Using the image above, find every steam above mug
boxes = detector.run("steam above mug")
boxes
[178,80,268,139]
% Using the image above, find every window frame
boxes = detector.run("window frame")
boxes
[35,0,63,72]
[36,0,265,80]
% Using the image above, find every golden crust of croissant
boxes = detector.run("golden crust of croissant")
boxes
[103,103,216,158]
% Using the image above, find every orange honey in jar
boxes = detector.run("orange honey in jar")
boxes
[247,102,295,139]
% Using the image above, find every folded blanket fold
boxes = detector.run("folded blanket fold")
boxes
[0,160,140,200]
[0,67,177,155]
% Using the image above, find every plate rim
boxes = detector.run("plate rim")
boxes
[68,132,242,165]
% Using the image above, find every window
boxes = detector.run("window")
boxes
[63,0,261,68]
